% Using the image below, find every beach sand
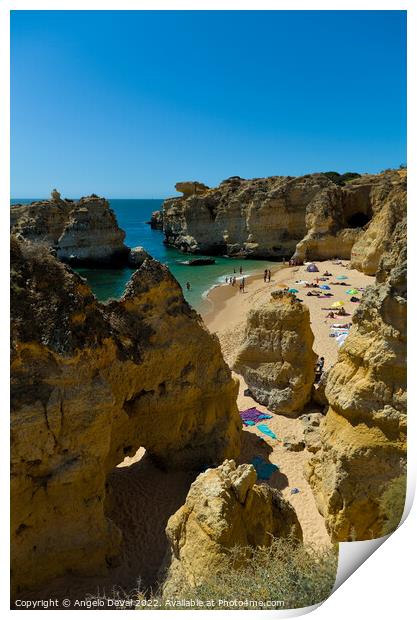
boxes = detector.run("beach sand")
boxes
[202,259,375,548]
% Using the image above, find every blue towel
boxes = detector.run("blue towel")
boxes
[251,456,279,481]
[245,420,256,426]
[257,424,277,440]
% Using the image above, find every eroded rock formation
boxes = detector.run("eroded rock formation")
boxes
[233,291,317,416]
[175,181,209,197]
[350,170,407,274]
[305,219,406,540]
[163,460,302,593]
[157,169,406,274]
[10,194,129,266]
[149,209,164,230]
[11,236,241,595]
[127,245,152,267]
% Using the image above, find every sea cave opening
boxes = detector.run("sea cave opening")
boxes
[345,211,372,228]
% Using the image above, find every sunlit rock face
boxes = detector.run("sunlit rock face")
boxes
[306,219,407,541]
[233,291,317,416]
[163,459,302,594]
[159,170,406,276]
[11,236,241,595]
[10,194,129,266]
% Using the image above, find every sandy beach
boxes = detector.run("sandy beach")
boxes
[202,259,375,548]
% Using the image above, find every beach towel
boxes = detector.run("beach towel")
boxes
[330,329,349,338]
[251,456,279,481]
[290,488,300,495]
[239,407,272,426]
[257,424,277,440]
[336,333,349,347]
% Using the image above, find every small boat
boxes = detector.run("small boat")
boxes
[176,258,216,266]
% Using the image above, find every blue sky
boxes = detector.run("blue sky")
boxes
[11,10,406,198]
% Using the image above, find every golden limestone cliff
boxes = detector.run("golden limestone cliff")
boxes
[163,460,302,594]
[10,191,150,268]
[233,292,317,416]
[11,236,241,595]
[350,170,407,275]
[157,169,406,273]
[306,219,406,541]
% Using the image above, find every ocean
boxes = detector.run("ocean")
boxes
[10,198,275,312]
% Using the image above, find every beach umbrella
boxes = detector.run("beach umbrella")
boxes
[288,288,299,293]
[331,301,345,308]
[320,285,331,290]
[346,288,359,295]
[336,275,348,280]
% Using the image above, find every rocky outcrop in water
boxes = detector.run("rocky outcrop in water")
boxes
[10,193,129,266]
[233,291,317,416]
[149,209,164,230]
[157,170,406,274]
[305,219,406,540]
[127,245,152,266]
[11,236,241,595]
[163,460,302,593]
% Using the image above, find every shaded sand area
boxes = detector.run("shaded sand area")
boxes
[203,259,375,548]
[20,451,197,603]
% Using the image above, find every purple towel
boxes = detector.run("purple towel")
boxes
[240,407,272,426]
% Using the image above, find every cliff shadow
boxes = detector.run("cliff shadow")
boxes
[105,451,196,592]
[237,430,289,492]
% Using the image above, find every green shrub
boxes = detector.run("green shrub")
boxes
[140,538,338,610]
[322,171,361,186]
[379,474,407,536]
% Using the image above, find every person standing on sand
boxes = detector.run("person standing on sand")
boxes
[242,277,245,292]
[268,269,271,282]
[264,269,268,283]
[239,265,243,274]
[315,357,325,382]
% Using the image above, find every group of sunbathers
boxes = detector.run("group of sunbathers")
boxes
[307,290,332,297]
[325,308,348,318]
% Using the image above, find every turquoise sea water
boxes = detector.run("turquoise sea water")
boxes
[11,198,275,312]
